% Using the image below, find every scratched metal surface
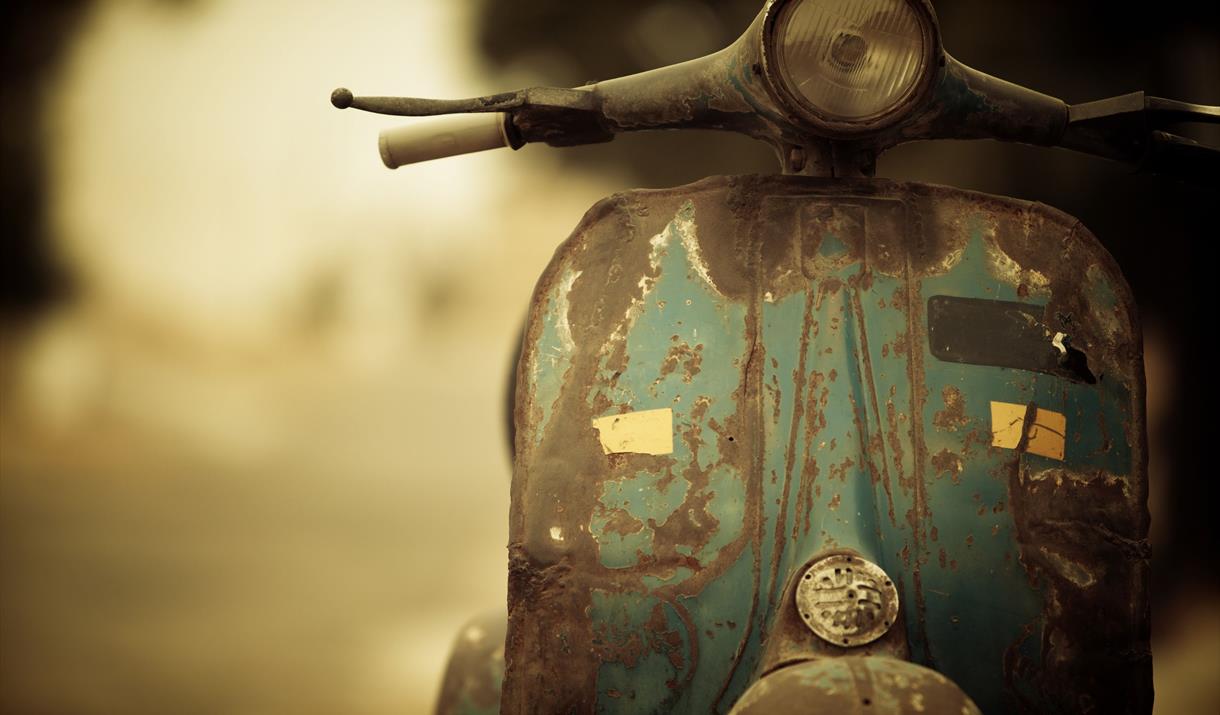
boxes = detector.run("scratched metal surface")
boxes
[504,174,1150,714]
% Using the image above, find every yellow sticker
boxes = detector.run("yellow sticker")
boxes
[592,408,674,456]
[990,401,1066,461]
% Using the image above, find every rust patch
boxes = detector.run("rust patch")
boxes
[657,339,705,384]
[934,385,970,432]
[989,204,1138,384]
[891,331,909,356]
[828,456,855,483]
[767,370,782,425]
[931,448,964,484]
[795,370,829,537]
[849,278,897,527]
[1004,449,1151,711]
[886,398,908,491]
[768,287,818,610]
[603,508,645,537]
[901,204,935,667]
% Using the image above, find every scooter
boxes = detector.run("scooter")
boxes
[332,1,1218,712]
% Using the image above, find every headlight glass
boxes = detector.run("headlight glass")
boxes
[774,0,929,123]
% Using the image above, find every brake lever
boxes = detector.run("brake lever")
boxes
[1060,91,1220,185]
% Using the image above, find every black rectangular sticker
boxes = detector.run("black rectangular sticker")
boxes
[926,295,1095,383]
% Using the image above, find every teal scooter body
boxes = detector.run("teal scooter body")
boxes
[506,175,1148,714]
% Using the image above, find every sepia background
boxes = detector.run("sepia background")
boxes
[1,1,1216,713]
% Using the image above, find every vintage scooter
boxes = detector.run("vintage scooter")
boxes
[332,0,1217,712]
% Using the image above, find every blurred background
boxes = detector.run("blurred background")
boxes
[1,1,1215,712]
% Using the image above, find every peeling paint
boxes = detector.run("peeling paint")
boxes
[987,242,1052,297]
[555,268,582,355]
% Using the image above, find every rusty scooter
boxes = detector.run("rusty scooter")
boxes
[332,0,1218,712]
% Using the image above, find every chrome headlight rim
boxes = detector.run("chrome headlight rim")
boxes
[760,0,943,138]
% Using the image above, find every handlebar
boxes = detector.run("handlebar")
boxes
[331,57,1217,184]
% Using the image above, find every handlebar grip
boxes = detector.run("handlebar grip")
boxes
[378,113,512,169]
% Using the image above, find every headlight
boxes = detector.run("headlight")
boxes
[764,0,937,133]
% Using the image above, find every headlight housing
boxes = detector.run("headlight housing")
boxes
[762,0,939,135]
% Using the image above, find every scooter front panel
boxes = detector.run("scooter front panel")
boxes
[506,175,1149,714]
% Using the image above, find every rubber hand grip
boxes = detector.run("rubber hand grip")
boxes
[378,113,511,169]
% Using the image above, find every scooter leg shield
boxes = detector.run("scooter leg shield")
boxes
[507,175,1150,713]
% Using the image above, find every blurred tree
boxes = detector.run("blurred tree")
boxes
[1,0,201,321]
[0,3,90,318]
